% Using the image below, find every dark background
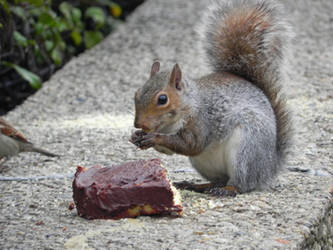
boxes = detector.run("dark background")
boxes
[0,0,144,115]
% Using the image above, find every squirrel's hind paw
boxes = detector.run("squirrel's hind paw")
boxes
[205,186,240,197]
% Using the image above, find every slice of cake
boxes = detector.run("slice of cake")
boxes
[72,159,183,220]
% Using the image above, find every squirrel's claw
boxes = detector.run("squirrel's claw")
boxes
[173,181,213,193]
[205,186,240,197]
[130,130,146,146]
[130,130,159,150]
[137,133,157,149]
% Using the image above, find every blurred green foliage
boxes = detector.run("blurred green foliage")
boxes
[0,0,122,89]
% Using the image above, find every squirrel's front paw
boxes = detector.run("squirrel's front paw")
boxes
[130,130,147,148]
[130,131,159,150]
[137,133,157,149]
[130,130,146,144]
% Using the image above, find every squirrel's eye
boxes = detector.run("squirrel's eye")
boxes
[157,94,168,105]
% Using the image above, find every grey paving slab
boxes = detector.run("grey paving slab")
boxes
[0,0,332,249]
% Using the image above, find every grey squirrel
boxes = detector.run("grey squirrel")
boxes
[131,0,292,196]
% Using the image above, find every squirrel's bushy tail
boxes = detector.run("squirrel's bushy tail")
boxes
[202,0,293,164]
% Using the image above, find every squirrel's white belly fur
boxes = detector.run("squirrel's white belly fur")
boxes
[189,126,243,182]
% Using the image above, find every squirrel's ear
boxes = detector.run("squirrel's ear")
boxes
[150,61,160,77]
[169,64,182,90]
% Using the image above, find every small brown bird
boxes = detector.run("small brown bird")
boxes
[0,117,58,165]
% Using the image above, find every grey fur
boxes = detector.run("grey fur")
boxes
[134,0,292,193]
[136,72,171,109]
[190,75,279,191]
[202,0,293,165]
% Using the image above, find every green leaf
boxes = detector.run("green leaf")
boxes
[27,39,36,46]
[33,43,40,55]
[59,2,72,21]
[54,32,66,50]
[2,62,42,89]
[13,31,28,47]
[29,7,42,17]
[0,0,10,13]
[72,8,82,25]
[34,22,44,35]
[51,48,62,66]
[85,7,105,29]
[45,40,54,52]
[40,29,53,40]
[0,22,3,29]
[18,0,43,6]
[59,40,66,51]
[71,29,82,46]
[34,44,47,65]
[110,3,122,18]
[57,19,69,32]
[84,30,103,49]
[93,0,122,18]
[59,3,83,29]
[39,12,57,27]
[10,6,26,20]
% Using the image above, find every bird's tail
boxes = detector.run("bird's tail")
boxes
[23,143,59,157]
[30,146,59,157]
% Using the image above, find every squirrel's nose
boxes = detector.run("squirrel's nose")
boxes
[134,116,138,127]
[134,121,140,129]
[134,119,150,132]
[134,117,140,129]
